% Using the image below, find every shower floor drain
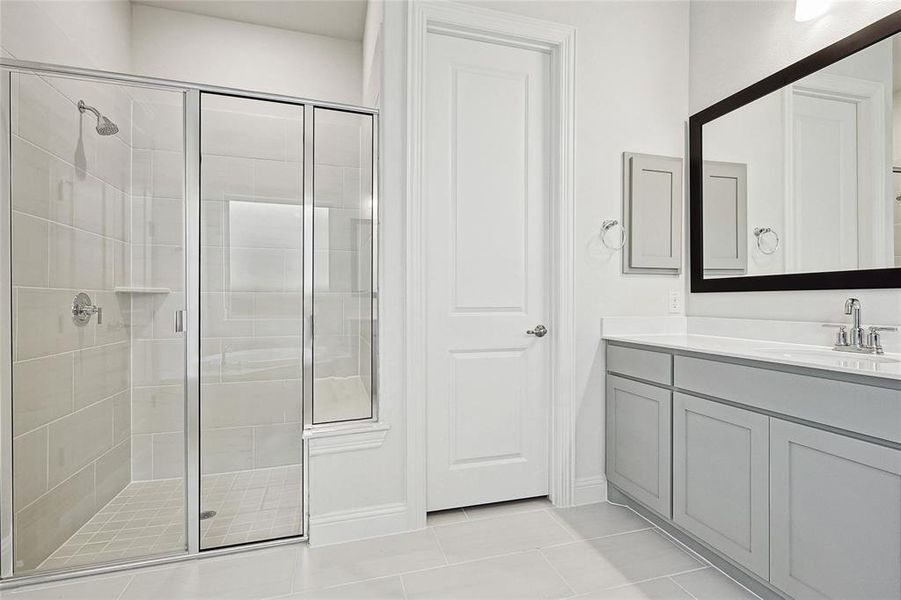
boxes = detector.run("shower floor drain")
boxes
[200,510,217,520]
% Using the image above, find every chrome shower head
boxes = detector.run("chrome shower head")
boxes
[78,99,119,136]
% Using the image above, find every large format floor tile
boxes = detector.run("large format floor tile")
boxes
[671,567,759,600]
[541,529,704,594]
[119,545,299,600]
[1,500,759,600]
[293,529,446,592]
[551,502,652,540]
[0,573,134,600]
[577,577,694,599]
[432,509,574,563]
[402,550,573,600]
[289,576,406,599]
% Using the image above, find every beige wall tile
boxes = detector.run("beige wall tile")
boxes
[132,196,183,246]
[201,155,253,201]
[201,293,253,338]
[201,380,302,429]
[200,427,253,475]
[92,291,131,346]
[218,338,303,382]
[15,465,94,571]
[13,427,48,510]
[47,399,113,487]
[133,339,184,387]
[112,390,131,445]
[95,440,130,508]
[314,165,343,207]
[152,432,184,479]
[12,212,49,287]
[74,341,129,410]
[253,159,302,201]
[150,150,184,199]
[11,136,51,219]
[131,433,153,481]
[48,223,114,291]
[132,385,184,434]
[131,244,184,291]
[255,292,303,319]
[13,352,74,433]
[17,74,88,169]
[253,423,302,469]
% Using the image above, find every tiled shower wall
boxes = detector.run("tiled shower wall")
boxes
[312,111,373,422]
[199,98,304,476]
[10,73,133,571]
[129,93,186,481]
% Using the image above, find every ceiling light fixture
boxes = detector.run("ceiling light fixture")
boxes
[794,0,831,22]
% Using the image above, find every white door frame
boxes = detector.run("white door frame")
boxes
[405,1,576,528]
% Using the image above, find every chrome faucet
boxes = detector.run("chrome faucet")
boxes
[827,298,896,355]
[844,298,864,349]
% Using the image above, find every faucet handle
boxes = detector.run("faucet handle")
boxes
[823,323,849,346]
[866,326,896,355]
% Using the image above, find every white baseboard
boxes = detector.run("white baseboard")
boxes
[573,475,607,505]
[308,502,412,547]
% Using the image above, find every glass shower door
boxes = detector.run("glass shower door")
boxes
[199,94,305,549]
[6,70,187,574]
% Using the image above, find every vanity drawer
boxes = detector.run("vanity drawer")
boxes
[674,355,901,444]
[607,344,672,385]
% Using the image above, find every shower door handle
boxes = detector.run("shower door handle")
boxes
[175,310,186,333]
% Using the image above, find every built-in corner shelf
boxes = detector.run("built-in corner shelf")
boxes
[114,287,172,294]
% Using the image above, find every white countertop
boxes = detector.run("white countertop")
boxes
[603,333,901,383]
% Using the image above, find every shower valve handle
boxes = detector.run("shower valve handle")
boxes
[72,293,102,326]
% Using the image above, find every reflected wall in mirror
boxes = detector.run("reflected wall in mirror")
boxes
[691,12,901,290]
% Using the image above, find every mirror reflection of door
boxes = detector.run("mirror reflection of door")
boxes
[788,91,860,273]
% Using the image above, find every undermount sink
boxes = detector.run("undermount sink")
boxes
[753,347,900,365]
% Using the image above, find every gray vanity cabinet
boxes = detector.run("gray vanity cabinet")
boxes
[606,375,672,518]
[769,419,901,600]
[672,393,769,578]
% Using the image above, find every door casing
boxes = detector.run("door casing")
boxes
[405,1,576,527]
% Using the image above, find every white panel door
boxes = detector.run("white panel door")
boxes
[790,93,858,272]
[424,32,550,511]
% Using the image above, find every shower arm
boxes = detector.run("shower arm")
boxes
[77,100,101,119]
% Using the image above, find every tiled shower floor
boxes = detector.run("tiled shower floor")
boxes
[37,465,303,572]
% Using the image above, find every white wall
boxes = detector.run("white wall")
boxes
[131,4,363,104]
[0,0,132,71]
[689,0,901,326]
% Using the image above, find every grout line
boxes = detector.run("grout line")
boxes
[539,525,655,551]
[427,526,449,566]
[536,547,577,598]
[669,574,702,600]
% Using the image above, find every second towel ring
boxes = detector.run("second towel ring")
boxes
[753,226,780,255]
[601,219,626,250]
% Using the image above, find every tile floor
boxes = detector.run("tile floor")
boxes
[35,465,303,573]
[6,497,761,600]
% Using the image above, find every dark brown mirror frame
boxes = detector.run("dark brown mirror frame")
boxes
[689,10,901,293]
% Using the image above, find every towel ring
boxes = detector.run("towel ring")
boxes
[753,227,779,255]
[600,219,626,250]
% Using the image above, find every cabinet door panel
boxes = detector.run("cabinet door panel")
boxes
[673,393,769,578]
[770,419,901,600]
[606,375,671,517]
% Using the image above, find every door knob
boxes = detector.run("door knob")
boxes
[526,324,548,338]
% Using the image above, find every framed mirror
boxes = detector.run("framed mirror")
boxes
[689,11,901,292]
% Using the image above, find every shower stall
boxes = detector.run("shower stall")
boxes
[0,60,377,581]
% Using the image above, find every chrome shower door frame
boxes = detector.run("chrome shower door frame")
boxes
[0,57,379,587]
